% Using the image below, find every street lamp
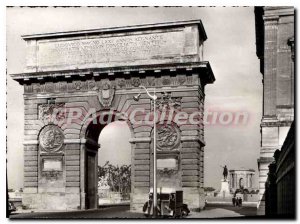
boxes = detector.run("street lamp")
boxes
[133,85,158,218]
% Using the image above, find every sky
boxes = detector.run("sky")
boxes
[6,7,262,190]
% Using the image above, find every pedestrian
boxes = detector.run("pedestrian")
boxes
[232,197,236,207]
[239,197,243,207]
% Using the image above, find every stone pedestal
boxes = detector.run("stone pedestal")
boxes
[217,179,231,198]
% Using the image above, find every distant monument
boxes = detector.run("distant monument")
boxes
[229,168,255,193]
[98,175,111,205]
[209,166,257,201]
[98,174,122,205]
[217,165,231,198]
[222,165,228,180]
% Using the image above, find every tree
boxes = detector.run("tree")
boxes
[203,187,215,192]
[98,161,131,196]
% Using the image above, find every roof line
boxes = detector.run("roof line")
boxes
[21,19,207,41]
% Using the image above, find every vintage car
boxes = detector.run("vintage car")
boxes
[8,201,16,215]
[142,187,190,218]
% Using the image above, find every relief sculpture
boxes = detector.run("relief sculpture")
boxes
[156,123,180,151]
[38,103,66,123]
[39,125,64,153]
[155,92,181,111]
[98,82,115,108]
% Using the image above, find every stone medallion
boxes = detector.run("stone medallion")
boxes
[156,123,180,151]
[39,125,64,153]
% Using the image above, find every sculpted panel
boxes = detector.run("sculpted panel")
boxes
[155,92,181,111]
[38,103,66,122]
[98,82,115,108]
[24,75,199,94]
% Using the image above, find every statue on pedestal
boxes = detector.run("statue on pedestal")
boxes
[217,165,231,198]
[222,165,228,181]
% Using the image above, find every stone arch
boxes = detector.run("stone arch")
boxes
[12,20,215,211]
[79,109,134,140]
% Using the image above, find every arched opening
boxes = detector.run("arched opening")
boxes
[239,178,244,189]
[84,113,132,209]
[98,121,131,205]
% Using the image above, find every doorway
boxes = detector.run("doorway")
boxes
[84,115,132,209]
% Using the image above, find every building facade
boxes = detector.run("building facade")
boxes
[254,6,294,214]
[265,121,295,218]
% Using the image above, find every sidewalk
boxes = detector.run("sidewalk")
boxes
[189,205,258,218]
[207,201,257,206]
[12,201,131,214]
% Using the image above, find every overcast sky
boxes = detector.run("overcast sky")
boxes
[6,7,262,190]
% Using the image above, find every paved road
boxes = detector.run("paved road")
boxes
[190,203,258,218]
[10,204,258,219]
[10,205,144,219]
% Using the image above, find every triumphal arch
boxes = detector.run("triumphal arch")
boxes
[11,20,215,211]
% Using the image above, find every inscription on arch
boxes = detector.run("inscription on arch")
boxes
[37,31,186,70]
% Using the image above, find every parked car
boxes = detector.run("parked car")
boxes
[143,187,190,218]
[8,201,16,215]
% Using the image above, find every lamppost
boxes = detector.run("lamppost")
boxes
[133,86,158,218]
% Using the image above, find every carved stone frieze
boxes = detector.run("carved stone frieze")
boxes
[88,80,98,91]
[147,77,156,86]
[24,74,199,94]
[131,78,141,87]
[74,81,82,90]
[45,82,54,92]
[59,82,67,92]
[162,77,171,86]
[178,76,186,85]
[117,79,126,88]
